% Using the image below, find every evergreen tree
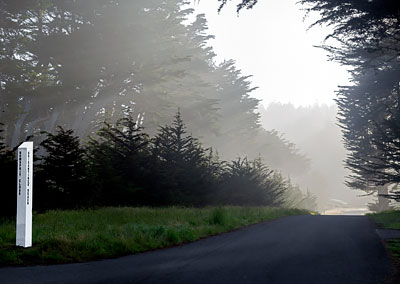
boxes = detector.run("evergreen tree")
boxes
[299,0,400,69]
[0,0,215,145]
[216,157,287,206]
[336,68,400,204]
[0,0,314,207]
[216,0,258,12]
[36,126,90,210]
[205,61,309,177]
[284,181,318,212]
[0,123,16,218]
[0,0,307,187]
[87,114,152,206]
[295,0,400,203]
[337,68,400,186]
[152,111,218,206]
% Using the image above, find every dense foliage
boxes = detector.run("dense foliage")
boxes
[296,0,400,203]
[0,0,308,180]
[0,0,317,217]
[35,127,92,210]
[0,113,316,217]
[219,0,400,206]
[216,157,287,206]
[0,123,15,217]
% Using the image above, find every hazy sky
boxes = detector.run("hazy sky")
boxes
[191,0,350,107]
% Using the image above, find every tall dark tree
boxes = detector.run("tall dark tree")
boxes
[0,0,216,146]
[216,157,287,206]
[152,111,219,206]
[337,68,400,186]
[86,114,152,206]
[299,0,400,72]
[0,123,16,218]
[0,0,313,202]
[298,0,400,203]
[205,60,260,153]
[35,126,91,210]
[204,60,310,176]
[336,68,400,205]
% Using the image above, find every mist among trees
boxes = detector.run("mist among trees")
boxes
[2,0,399,213]
[0,0,320,216]
[223,0,400,211]
[0,112,317,217]
[259,103,374,211]
[0,0,307,173]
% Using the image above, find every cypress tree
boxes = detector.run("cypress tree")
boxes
[36,126,90,210]
[152,111,217,206]
[0,123,16,218]
[86,114,152,206]
[216,157,287,207]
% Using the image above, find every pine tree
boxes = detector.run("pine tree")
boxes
[152,111,217,206]
[36,126,90,210]
[294,0,400,203]
[86,114,152,206]
[0,123,16,217]
[216,157,287,206]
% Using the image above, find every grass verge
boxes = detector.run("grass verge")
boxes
[369,210,400,230]
[369,210,400,258]
[0,206,308,266]
[369,210,400,284]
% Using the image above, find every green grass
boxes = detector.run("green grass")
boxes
[369,210,400,260]
[387,240,400,259]
[0,206,308,266]
[369,210,400,283]
[369,210,400,230]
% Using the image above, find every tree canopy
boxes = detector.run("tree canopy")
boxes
[298,0,400,201]
[0,112,318,216]
[216,0,259,12]
[0,0,308,179]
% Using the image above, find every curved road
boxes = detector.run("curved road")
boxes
[0,215,393,284]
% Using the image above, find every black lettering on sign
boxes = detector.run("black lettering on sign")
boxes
[27,151,30,187]
[18,151,21,177]
[27,151,30,205]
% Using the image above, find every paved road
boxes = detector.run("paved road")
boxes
[0,215,393,284]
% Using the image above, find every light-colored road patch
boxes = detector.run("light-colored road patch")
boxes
[323,207,371,215]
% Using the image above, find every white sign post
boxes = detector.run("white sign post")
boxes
[16,142,33,248]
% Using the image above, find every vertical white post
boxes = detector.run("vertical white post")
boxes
[16,142,33,248]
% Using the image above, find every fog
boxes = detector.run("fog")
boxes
[0,0,387,213]
[259,103,373,211]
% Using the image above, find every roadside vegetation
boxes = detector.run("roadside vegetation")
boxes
[0,111,317,218]
[0,0,316,269]
[369,210,400,259]
[369,210,400,284]
[0,207,309,266]
[0,106,316,268]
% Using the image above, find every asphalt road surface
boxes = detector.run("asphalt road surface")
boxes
[0,215,393,284]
